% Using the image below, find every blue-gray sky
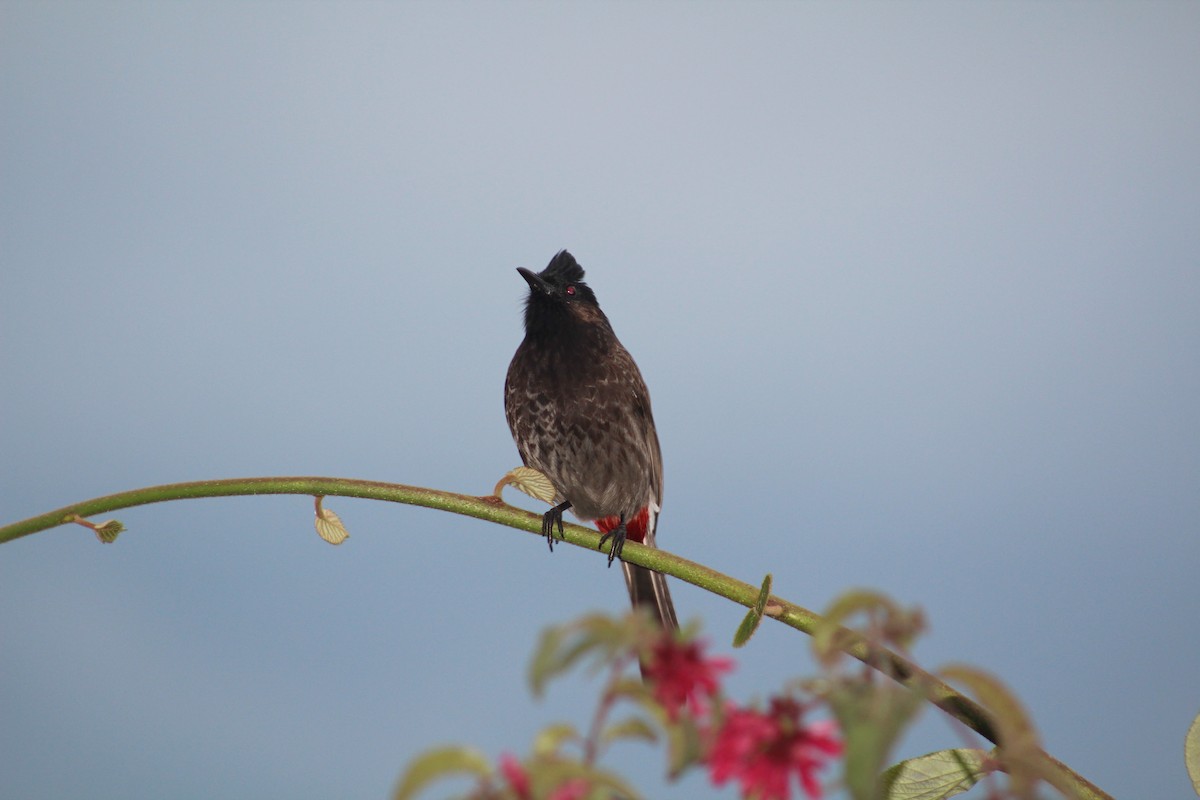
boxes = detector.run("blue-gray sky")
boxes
[3,2,1198,798]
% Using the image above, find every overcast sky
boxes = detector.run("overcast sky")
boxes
[3,2,1198,799]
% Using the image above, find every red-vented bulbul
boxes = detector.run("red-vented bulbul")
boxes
[505,250,678,630]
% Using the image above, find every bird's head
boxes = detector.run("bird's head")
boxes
[518,250,607,334]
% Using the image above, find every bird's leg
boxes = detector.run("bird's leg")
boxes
[597,513,627,567]
[541,501,572,551]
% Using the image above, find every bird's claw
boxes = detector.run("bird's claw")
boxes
[541,501,571,552]
[597,521,627,567]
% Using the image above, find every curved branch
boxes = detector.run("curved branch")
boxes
[0,477,519,545]
[0,476,1108,800]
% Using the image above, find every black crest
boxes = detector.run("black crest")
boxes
[541,249,586,285]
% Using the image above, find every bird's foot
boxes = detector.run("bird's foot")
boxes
[597,517,627,567]
[541,501,572,552]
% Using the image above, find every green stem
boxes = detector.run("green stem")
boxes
[0,476,1108,800]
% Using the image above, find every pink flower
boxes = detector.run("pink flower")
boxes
[642,636,735,720]
[498,753,531,800]
[707,697,842,800]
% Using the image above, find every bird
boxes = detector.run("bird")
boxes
[504,249,677,631]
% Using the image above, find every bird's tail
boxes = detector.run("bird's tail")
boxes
[623,509,677,631]
[597,508,678,631]
[621,561,678,631]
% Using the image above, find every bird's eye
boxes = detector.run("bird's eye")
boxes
[565,285,576,296]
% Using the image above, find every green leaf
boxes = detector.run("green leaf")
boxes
[602,715,658,746]
[879,749,990,800]
[585,770,645,800]
[529,614,645,697]
[529,625,604,697]
[528,628,564,695]
[812,589,924,667]
[528,759,644,800]
[93,519,124,544]
[1186,709,1200,795]
[733,573,771,648]
[528,625,570,697]
[826,679,925,800]
[575,612,638,653]
[533,722,579,756]
[608,676,654,706]
[664,714,705,778]
[391,745,491,800]
[72,514,125,543]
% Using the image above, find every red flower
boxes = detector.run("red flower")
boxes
[642,636,734,720]
[498,753,531,800]
[707,697,842,800]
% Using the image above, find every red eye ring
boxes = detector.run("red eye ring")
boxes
[565,285,576,296]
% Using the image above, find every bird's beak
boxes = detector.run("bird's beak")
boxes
[517,267,553,295]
